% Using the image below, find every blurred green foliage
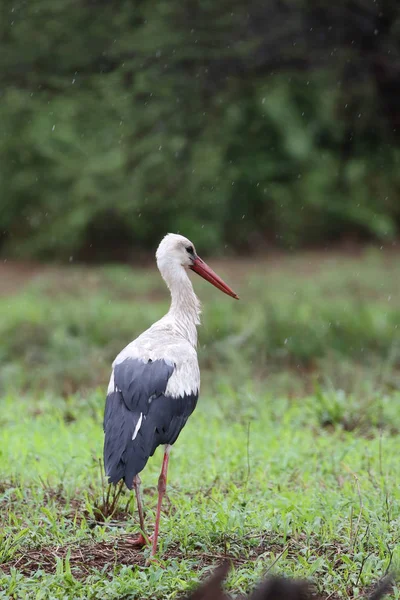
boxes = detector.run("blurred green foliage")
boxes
[0,0,399,259]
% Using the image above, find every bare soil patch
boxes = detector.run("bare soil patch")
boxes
[0,536,146,578]
[0,533,282,579]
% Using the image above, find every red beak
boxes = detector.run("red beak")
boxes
[190,256,239,299]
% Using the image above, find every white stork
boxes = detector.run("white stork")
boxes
[103,233,238,556]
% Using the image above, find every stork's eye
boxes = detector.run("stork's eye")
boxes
[186,245,194,254]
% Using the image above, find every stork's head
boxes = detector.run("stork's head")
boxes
[156,233,239,299]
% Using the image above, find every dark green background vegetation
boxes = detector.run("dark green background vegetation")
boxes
[1,0,399,260]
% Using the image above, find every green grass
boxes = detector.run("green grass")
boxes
[1,387,399,598]
[0,249,400,598]
[0,248,399,397]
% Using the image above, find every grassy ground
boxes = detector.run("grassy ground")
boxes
[0,248,399,599]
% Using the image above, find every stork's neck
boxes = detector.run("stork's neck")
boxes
[164,267,201,347]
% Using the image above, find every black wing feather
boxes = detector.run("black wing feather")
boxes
[114,358,173,410]
[103,357,198,489]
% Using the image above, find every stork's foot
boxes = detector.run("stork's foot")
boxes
[127,533,153,548]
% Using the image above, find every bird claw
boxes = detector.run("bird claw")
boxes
[127,533,164,566]
[127,533,153,548]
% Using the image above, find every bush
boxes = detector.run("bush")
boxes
[1,0,399,259]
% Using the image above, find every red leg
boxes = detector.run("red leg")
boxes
[151,445,170,557]
[131,474,149,547]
